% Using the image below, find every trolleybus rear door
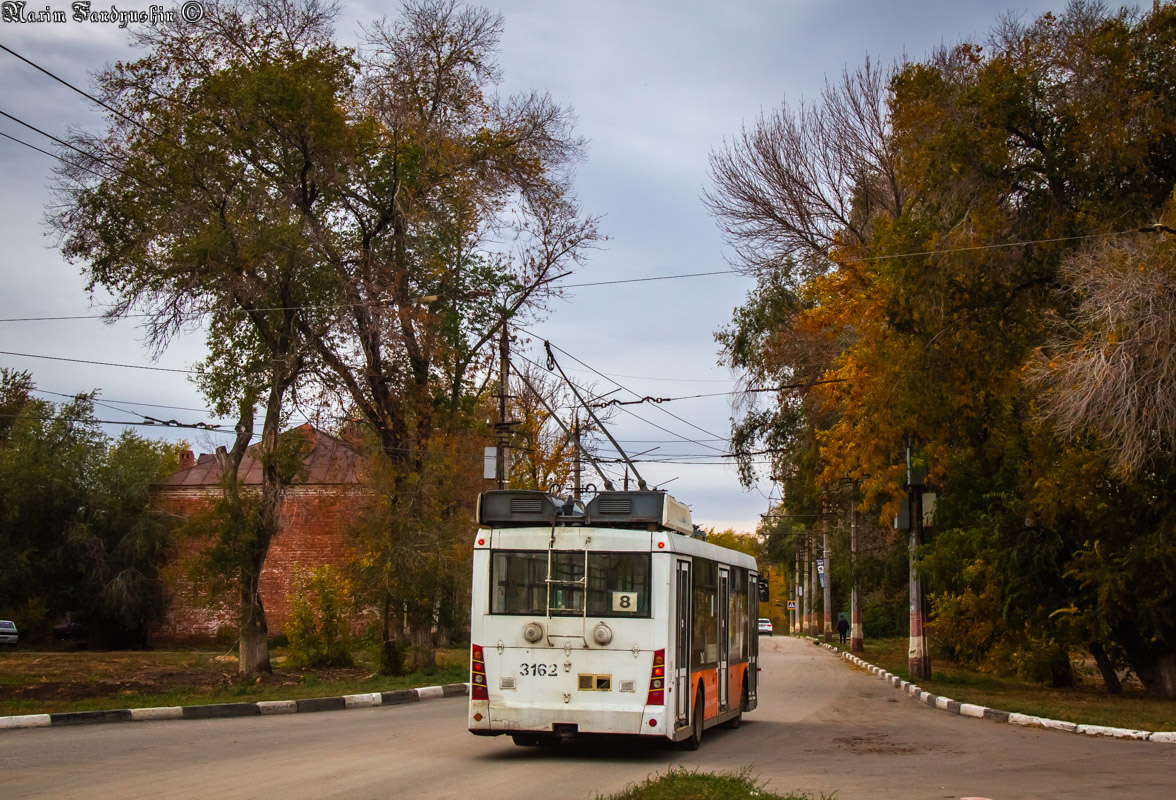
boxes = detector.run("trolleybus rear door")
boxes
[675,559,691,726]
[718,566,730,710]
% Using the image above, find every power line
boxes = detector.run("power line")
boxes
[0,129,109,182]
[560,270,735,288]
[0,42,182,152]
[0,350,196,373]
[0,224,1152,324]
[0,107,155,187]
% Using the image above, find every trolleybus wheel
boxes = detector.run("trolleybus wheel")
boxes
[680,686,704,751]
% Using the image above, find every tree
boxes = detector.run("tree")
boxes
[66,430,181,647]
[50,0,348,674]
[1030,223,1176,478]
[0,371,179,644]
[298,0,598,666]
[347,429,483,673]
[708,1,1176,695]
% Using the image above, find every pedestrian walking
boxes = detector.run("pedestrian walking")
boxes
[836,614,849,644]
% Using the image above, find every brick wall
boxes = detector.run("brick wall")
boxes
[151,484,372,645]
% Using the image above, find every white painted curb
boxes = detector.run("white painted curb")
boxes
[257,700,298,715]
[343,692,381,708]
[0,714,51,729]
[129,706,184,721]
[822,638,1176,744]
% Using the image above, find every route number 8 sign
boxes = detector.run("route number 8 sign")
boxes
[612,592,638,613]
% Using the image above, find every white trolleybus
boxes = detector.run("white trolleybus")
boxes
[468,489,759,748]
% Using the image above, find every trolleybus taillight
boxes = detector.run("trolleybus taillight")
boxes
[471,644,488,701]
[646,648,666,705]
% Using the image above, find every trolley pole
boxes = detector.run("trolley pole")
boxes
[823,516,832,643]
[850,483,864,652]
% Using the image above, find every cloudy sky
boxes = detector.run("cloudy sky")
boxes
[0,0,1072,531]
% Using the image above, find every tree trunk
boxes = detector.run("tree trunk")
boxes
[1089,640,1123,695]
[408,614,436,673]
[1116,623,1176,699]
[238,578,271,677]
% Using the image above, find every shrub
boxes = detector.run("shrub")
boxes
[285,566,353,668]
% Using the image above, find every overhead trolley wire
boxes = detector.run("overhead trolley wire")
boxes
[512,349,726,457]
[531,335,730,447]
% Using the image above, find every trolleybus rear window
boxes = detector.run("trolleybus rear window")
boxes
[490,551,651,618]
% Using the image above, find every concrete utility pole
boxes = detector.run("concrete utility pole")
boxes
[850,483,863,652]
[810,533,820,636]
[802,533,811,635]
[793,549,800,634]
[823,513,832,643]
[495,319,511,490]
[572,412,581,500]
[907,450,931,679]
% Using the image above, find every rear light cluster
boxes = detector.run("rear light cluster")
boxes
[646,648,665,705]
[471,644,488,700]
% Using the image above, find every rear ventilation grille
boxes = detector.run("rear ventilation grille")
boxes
[597,498,632,514]
[510,497,544,514]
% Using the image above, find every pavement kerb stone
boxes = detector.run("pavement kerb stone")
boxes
[820,639,1175,744]
[0,681,470,733]
[0,714,51,730]
[1075,724,1150,740]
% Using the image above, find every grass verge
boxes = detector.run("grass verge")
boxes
[597,768,823,800]
[0,646,467,717]
[847,636,1176,732]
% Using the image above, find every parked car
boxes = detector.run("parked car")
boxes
[758,618,773,636]
[52,615,85,640]
[0,619,17,647]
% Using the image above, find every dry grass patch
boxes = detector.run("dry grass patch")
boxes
[0,646,467,716]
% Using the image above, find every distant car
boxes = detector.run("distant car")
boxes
[52,616,85,640]
[0,620,17,647]
[758,618,773,636]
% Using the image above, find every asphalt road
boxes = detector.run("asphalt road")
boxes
[2,636,1174,799]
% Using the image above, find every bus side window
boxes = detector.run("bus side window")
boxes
[691,559,718,668]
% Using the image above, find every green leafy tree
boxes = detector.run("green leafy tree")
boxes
[50,0,349,674]
[708,2,1176,695]
[0,371,179,644]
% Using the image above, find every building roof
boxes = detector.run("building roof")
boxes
[162,424,366,487]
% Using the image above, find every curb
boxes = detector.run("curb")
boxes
[0,682,469,732]
[803,637,1175,743]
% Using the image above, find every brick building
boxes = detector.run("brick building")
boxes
[151,424,370,644]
